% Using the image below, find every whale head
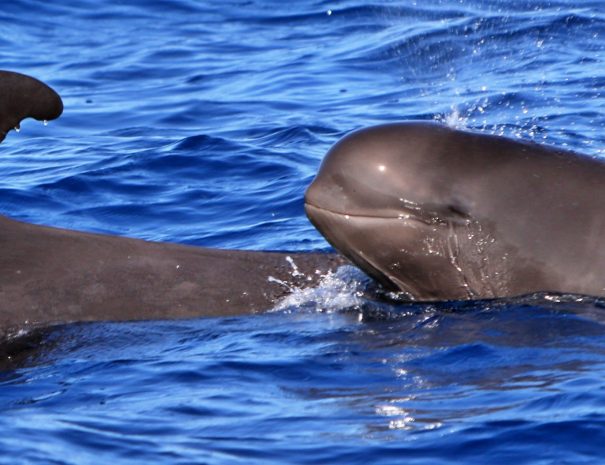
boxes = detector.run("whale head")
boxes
[305,122,505,300]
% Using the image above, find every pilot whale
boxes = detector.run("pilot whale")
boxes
[305,122,605,301]
[0,71,344,340]
[3,70,605,345]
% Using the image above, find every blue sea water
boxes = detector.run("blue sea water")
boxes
[2,0,605,463]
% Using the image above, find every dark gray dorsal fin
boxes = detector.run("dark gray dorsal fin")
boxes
[0,70,63,143]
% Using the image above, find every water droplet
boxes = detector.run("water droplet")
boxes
[43,120,48,126]
[14,126,20,133]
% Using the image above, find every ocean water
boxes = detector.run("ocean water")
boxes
[2,0,605,463]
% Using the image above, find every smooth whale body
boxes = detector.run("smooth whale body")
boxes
[0,215,344,338]
[0,71,344,341]
[305,122,605,301]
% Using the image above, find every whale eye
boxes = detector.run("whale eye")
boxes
[447,204,470,219]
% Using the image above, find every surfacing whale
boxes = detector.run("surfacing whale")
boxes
[0,71,344,341]
[305,122,605,301]
[4,70,605,348]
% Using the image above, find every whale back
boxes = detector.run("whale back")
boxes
[0,71,346,343]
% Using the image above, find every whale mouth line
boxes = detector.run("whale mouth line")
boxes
[304,202,439,226]
[305,202,396,219]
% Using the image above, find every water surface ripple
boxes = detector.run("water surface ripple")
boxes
[2,1,605,464]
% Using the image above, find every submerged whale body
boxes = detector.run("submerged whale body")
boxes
[305,122,605,300]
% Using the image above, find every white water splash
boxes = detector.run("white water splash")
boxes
[5,324,33,344]
[272,265,371,313]
[436,106,469,130]
[285,255,303,277]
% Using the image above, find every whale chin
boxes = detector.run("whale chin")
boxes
[304,203,400,291]
[304,202,474,301]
